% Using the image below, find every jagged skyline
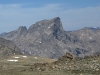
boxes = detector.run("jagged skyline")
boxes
[0,0,100,33]
[1,17,100,58]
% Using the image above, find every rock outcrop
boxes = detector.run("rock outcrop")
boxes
[0,38,22,58]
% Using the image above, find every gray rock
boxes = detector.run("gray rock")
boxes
[1,17,100,58]
[0,38,22,57]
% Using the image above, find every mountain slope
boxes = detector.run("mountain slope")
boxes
[0,38,22,58]
[1,17,100,58]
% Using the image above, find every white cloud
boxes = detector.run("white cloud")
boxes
[0,3,100,33]
[0,4,22,9]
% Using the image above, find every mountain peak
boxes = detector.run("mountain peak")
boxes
[16,26,27,35]
[50,17,63,30]
[51,17,60,21]
[17,26,27,31]
[2,17,100,59]
[28,17,63,34]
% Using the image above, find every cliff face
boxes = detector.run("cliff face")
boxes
[1,17,100,58]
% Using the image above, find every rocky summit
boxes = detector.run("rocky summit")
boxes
[1,17,100,58]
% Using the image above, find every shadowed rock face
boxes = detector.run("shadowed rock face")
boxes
[1,17,100,58]
[0,38,22,57]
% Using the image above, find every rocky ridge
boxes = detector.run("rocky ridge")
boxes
[0,38,22,58]
[1,17,100,58]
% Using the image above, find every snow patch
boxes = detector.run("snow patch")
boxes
[7,60,18,62]
[48,26,50,29]
[22,56,27,58]
[91,51,94,53]
[29,52,32,55]
[34,57,38,59]
[39,23,41,25]
[89,37,92,39]
[14,57,20,58]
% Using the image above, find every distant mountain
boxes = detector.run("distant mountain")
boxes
[0,32,7,37]
[89,27,100,30]
[0,38,22,58]
[1,17,100,58]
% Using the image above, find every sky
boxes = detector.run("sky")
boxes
[0,0,100,33]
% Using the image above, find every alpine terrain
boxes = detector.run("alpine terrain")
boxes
[1,17,100,58]
[0,38,22,58]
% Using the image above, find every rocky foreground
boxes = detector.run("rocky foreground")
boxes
[23,52,100,75]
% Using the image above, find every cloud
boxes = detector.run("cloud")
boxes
[0,3,100,33]
[0,4,22,9]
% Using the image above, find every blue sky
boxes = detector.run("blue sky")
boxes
[0,0,100,33]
